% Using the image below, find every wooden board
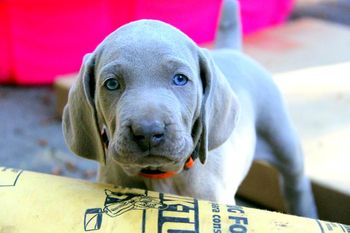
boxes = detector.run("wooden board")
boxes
[54,74,76,116]
[243,18,350,73]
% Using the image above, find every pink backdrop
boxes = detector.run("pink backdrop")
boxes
[0,0,293,85]
[240,0,294,34]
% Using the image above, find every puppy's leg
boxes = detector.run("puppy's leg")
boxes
[256,94,318,218]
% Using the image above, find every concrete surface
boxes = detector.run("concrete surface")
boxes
[0,86,97,180]
[292,0,350,26]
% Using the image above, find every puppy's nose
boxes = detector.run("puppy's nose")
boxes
[131,120,165,151]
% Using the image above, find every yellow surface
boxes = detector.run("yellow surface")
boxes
[0,167,349,233]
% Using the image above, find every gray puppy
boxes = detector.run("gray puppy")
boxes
[63,19,317,217]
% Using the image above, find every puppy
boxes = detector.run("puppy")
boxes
[63,19,317,218]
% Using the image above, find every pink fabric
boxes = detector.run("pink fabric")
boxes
[0,0,292,85]
[239,0,294,34]
[0,3,13,83]
[0,0,221,85]
[130,0,221,44]
[1,1,114,85]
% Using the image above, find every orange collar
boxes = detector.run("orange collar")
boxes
[138,156,195,179]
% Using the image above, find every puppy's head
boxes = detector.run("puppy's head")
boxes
[63,20,238,177]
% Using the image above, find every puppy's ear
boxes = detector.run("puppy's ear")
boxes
[196,49,239,164]
[62,53,106,164]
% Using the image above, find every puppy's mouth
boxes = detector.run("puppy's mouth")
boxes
[139,167,177,179]
[120,155,194,179]
[138,155,194,179]
[117,154,186,178]
[121,164,179,178]
[140,167,168,174]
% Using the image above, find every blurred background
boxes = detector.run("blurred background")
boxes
[0,0,349,223]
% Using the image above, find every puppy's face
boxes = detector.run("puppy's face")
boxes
[93,21,203,176]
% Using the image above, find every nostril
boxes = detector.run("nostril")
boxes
[153,133,164,140]
[150,133,164,147]
[132,133,149,152]
[134,135,146,141]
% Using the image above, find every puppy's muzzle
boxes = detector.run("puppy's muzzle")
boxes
[131,120,165,151]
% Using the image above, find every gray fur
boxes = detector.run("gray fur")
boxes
[63,17,317,218]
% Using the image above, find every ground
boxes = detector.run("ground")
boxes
[0,86,97,180]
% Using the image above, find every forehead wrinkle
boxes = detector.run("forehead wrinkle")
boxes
[95,20,198,62]
[162,56,190,68]
[104,23,195,57]
[98,61,125,78]
[161,57,194,76]
[111,20,194,46]
[97,22,198,66]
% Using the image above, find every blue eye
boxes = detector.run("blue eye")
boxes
[104,78,120,90]
[172,74,188,86]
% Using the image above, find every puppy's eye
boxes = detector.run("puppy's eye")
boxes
[172,74,188,86]
[104,78,120,90]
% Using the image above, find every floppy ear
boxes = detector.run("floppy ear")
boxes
[196,49,239,164]
[62,53,106,164]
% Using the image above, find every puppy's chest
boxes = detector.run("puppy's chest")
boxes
[143,177,187,195]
